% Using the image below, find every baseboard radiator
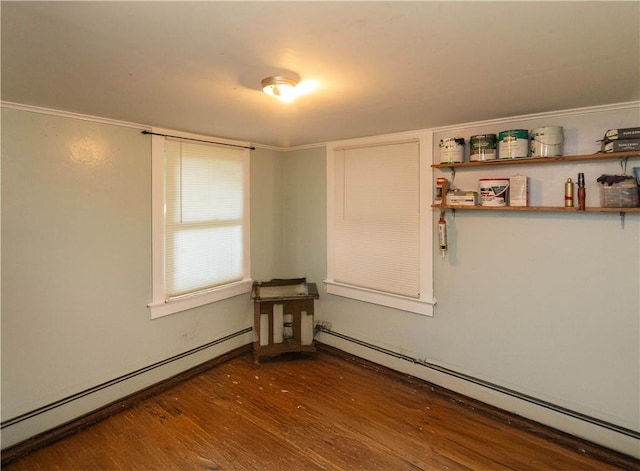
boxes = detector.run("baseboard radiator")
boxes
[315,325,639,440]
[3,325,638,467]
[1,327,252,466]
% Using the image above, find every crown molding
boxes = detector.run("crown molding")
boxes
[431,101,640,134]
[1,101,150,130]
[4,100,638,152]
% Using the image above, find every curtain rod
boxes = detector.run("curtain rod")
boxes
[141,130,255,150]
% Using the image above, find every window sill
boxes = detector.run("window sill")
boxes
[324,280,435,316]
[148,279,253,319]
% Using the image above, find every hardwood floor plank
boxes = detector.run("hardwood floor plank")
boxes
[4,350,638,470]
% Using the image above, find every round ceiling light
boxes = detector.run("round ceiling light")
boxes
[261,76,298,103]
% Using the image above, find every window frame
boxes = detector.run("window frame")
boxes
[148,128,252,319]
[325,131,435,316]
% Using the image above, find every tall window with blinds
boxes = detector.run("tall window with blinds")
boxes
[165,139,245,298]
[149,131,251,318]
[326,134,434,316]
[334,142,420,297]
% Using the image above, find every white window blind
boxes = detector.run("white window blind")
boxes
[164,139,246,299]
[333,140,420,298]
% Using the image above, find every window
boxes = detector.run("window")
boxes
[326,132,435,315]
[148,129,251,318]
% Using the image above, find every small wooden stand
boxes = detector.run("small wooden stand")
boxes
[252,278,319,363]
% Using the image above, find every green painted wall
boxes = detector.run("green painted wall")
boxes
[1,108,286,446]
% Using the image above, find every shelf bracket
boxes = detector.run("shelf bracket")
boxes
[446,167,456,185]
[619,156,629,174]
[620,211,626,228]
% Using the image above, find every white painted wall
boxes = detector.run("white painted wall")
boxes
[0,107,286,447]
[298,104,640,457]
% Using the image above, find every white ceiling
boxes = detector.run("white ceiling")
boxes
[2,1,639,148]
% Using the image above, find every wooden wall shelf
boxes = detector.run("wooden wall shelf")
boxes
[432,150,640,217]
[432,150,640,170]
[432,204,640,213]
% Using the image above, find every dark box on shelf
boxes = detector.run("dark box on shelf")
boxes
[601,139,640,153]
[604,127,640,141]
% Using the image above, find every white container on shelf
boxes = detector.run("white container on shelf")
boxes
[479,178,509,206]
[530,126,564,157]
[439,137,465,163]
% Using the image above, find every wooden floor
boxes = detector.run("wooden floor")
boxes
[4,349,638,471]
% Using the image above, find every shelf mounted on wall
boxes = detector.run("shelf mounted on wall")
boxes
[431,150,640,224]
[431,150,640,171]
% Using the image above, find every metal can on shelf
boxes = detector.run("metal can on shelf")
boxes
[439,137,465,163]
[470,134,497,161]
[498,129,528,159]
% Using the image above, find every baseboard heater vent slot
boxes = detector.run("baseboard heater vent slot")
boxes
[316,326,639,440]
[2,327,252,429]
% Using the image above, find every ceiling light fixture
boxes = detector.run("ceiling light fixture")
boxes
[262,76,298,103]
